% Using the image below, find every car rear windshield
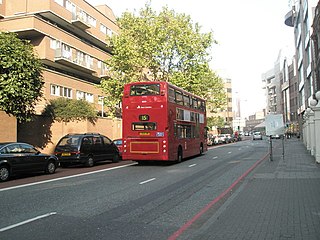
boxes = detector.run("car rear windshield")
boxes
[113,140,122,145]
[58,136,80,146]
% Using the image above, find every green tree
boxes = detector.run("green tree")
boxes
[43,98,97,123]
[100,3,226,116]
[0,32,44,122]
[207,116,225,129]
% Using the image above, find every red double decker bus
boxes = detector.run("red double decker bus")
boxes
[122,81,207,163]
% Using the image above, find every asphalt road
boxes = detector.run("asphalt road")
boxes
[0,138,269,240]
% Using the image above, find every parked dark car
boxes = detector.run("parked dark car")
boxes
[113,139,123,158]
[0,142,59,182]
[54,133,120,167]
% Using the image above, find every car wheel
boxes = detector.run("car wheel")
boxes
[0,165,10,182]
[45,161,56,174]
[85,156,94,167]
[112,154,120,163]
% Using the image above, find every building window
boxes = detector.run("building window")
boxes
[107,28,113,37]
[76,51,85,65]
[50,84,72,98]
[76,90,94,103]
[50,39,61,49]
[65,0,75,13]
[88,15,96,27]
[100,24,113,37]
[100,24,107,34]
[62,44,72,60]
[55,0,64,6]
[98,60,108,75]
[85,55,93,69]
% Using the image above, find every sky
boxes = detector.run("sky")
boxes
[87,0,295,118]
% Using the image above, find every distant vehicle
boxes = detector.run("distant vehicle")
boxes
[271,134,281,139]
[232,133,242,142]
[54,133,120,167]
[122,81,207,163]
[207,134,215,146]
[253,132,263,140]
[113,139,123,158]
[225,134,234,143]
[214,135,223,144]
[0,142,58,182]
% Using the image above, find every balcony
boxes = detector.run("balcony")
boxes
[54,48,95,74]
[37,11,111,53]
[71,12,90,30]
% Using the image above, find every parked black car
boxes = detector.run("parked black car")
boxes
[0,142,59,182]
[54,133,120,167]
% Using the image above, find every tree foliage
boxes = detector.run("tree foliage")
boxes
[0,32,44,122]
[43,97,97,123]
[100,3,226,116]
[207,116,225,129]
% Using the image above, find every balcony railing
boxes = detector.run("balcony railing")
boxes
[71,11,90,30]
[54,47,95,74]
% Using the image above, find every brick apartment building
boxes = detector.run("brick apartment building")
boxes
[0,0,121,152]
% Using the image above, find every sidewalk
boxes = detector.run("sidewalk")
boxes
[190,138,320,240]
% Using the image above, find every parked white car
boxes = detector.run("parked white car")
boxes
[253,131,263,140]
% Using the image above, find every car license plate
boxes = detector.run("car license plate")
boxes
[62,152,71,156]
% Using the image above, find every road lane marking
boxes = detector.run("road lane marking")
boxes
[0,163,137,192]
[229,160,241,164]
[0,212,57,232]
[139,178,156,185]
[212,156,218,159]
[228,152,232,154]
[188,164,197,168]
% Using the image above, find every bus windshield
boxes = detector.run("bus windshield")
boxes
[130,84,160,96]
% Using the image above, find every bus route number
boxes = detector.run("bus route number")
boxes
[139,114,150,121]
